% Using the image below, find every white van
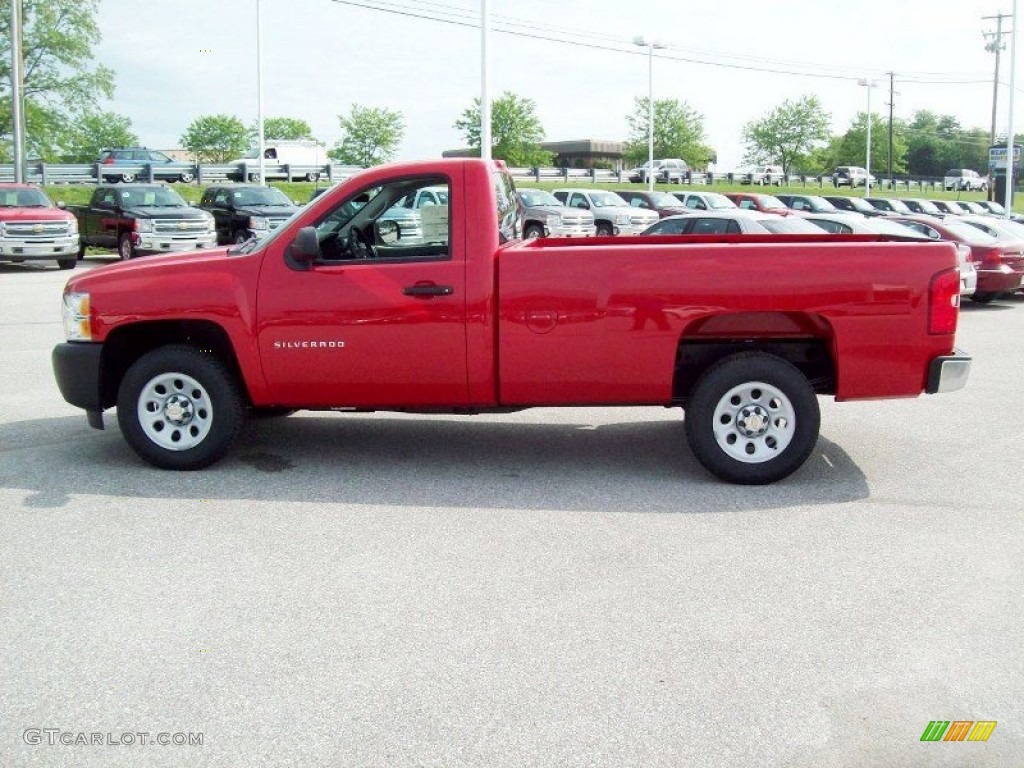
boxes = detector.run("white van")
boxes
[229,140,324,181]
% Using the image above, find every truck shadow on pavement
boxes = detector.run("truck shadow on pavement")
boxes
[2,413,869,513]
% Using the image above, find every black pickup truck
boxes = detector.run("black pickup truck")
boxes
[197,185,300,245]
[68,184,217,260]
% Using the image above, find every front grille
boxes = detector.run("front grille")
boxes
[561,215,589,226]
[153,219,209,235]
[630,216,652,226]
[5,221,70,238]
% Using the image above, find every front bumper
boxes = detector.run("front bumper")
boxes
[134,233,217,255]
[0,236,79,259]
[547,223,597,237]
[52,342,106,427]
[926,348,971,394]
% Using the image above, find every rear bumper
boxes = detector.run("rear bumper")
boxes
[926,348,971,394]
[52,342,105,425]
[975,266,1024,294]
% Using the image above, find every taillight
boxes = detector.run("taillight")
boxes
[102,156,114,165]
[978,246,1003,266]
[928,268,960,335]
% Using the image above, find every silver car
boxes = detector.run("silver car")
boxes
[516,189,596,238]
[641,210,822,235]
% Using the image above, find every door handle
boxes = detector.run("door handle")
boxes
[402,284,453,297]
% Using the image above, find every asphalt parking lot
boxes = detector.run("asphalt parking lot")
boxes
[1,258,1022,767]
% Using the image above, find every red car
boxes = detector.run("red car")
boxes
[725,192,793,216]
[890,214,1024,303]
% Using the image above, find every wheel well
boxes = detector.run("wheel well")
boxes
[99,320,247,409]
[672,339,836,404]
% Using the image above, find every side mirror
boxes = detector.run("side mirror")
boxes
[287,226,320,266]
[56,201,66,209]
[377,219,400,245]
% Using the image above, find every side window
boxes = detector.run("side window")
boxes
[646,219,686,235]
[691,218,731,235]
[629,198,646,208]
[214,192,229,205]
[552,191,568,204]
[568,193,589,209]
[685,197,703,209]
[312,176,451,263]
[738,199,755,210]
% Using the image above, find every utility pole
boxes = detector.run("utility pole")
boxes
[10,0,25,183]
[885,71,897,186]
[984,13,1012,148]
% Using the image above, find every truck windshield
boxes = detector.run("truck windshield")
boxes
[702,193,737,209]
[0,188,51,207]
[518,189,562,207]
[588,191,628,207]
[231,187,293,206]
[119,187,188,208]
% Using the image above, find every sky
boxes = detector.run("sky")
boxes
[90,0,1018,170]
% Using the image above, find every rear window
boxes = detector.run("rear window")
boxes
[760,218,823,234]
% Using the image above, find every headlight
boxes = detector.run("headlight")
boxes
[134,219,154,233]
[67,218,78,235]
[546,214,561,227]
[248,216,269,231]
[615,214,630,225]
[62,291,91,341]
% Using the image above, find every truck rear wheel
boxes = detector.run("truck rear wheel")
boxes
[117,344,245,470]
[684,352,819,484]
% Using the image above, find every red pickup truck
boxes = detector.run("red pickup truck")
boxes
[52,159,970,484]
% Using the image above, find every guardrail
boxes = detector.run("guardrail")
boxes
[0,162,971,192]
[0,162,363,185]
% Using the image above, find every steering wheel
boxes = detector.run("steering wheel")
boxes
[346,226,375,259]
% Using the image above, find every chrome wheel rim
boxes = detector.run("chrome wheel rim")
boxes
[712,380,795,463]
[119,239,132,260]
[137,372,214,451]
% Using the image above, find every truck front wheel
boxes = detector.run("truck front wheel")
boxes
[684,352,819,484]
[118,233,135,261]
[117,345,246,470]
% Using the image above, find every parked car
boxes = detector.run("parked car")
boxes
[896,198,946,217]
[776,194,840,214]
[0,183,79,269]
[865,197,913,215]
[725,193,792,216]
[734,164,785,186]
[671,191,738,212]
[640,210,822,235]
[98,147,196,184]
[958,201,990,215]
[890,214,1022,302]
[627,158,690,184]
[823,195,886,216]
[228,140,324,182]
[199,185,300,245]
[831,166,875,188]
[799,212,928,238]
[552,188,658,236]
[943,169,988,192]
[930,200,968,216]
[516,188,596,238]
[615,189,688,218]
[973,200,1024,223]
[67,184,216,260]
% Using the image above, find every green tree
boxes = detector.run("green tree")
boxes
[905,111,990,177]
[623,97,713,167]
[0,0,115,161]
[63,111,139,162]
[820,112,908,176]
[742,95,831,177]
[249,116,313,142]
[454,91,553,167]
[329,104,404,167]
[180,114,249,163]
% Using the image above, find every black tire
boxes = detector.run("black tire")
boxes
[684,352,820,485]
[523,223,545,239]
[78,240,86,260]
[57,257,76,270]
[595,222,614,237]
[118,233,135,261]
[117,344,246,470]
[232,230,249,245]
[970,292,996,304]
[179,171,195,183]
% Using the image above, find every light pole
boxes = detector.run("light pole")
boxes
[1005,0,1018,218]
[481,0,491,161]
[634,36,666,191]
[256,0,265,185]
[858,78,878,197]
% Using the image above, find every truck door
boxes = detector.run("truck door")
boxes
[256,174,469,407]
[89,189,120,248]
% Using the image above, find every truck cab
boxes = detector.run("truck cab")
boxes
[552,188,657,236]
